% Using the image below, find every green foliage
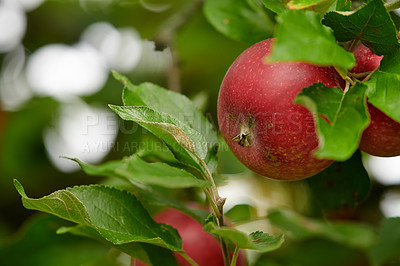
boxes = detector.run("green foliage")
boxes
[336,0,351,11]
[306,151,371,209]
[323,0,400,55]
[366,50,400,122]
[204,215,284,252]
[295,82,369,161]
[71,155,211,189]
[14,180,183,258]
[203,0,275,43]
[369,217,400,266]
[268,209,376,250]
[0,215,111,266]
[8,1,400,265]
[113,72,219,173]
[267,10,355,71]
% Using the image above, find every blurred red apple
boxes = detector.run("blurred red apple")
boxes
[217,38,344,181]
[352,44,400,157]
[134,207,246,266]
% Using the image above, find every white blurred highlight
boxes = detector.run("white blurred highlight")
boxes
[380,189,400,217]
[363,155,400,185]
[0,1,26,53]
[43,100,118,173]
[15,0,45,11]
[0,46,33,110]
[81,22,142,73]
[26,43,108,99]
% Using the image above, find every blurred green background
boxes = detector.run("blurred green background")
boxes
[1,0,400,265]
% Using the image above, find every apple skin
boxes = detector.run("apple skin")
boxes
[217,38,344,181]
[135,207,246,266]
[352,44,400,157]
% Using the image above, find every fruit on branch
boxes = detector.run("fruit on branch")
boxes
[217,38,344,181]
[135,207,246,266]
[352,44,400,157]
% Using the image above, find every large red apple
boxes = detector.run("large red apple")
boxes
[217,38,344,181]
[352,44,400,157]
[135,207,246,266]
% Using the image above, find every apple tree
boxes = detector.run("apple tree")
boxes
[4,0,400,265]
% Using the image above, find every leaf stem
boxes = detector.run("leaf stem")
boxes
[179,251,199,266]
[193,153,231,265]
[230,246,240,266]
[385,0,400,11]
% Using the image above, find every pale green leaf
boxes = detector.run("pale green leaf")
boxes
[268,209,376,249]
[268,10,355,70]
[204,216,284,252]
[203,0,274,43]
[294,82,369,160]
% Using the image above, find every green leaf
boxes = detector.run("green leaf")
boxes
[268,209,376,249]
[267,10,355,70]
[369,217,400,266]
[113,72,219,173]
[294,82,369,161]
[366,72,400,122]
[0,215,110,266]
[203,0,274,43]
[73,158,208,223]
[286,0,336,14]
[365,50,400,122]
[306,151,371,209]
[109,105,206,170]
[261,0,287,15]
[204,216,284,252]
[58,225,178,266]
[225,204,258,224]
[336,0,351,11]
[14,180,183,252]
[71,155,211,189]
[322,0,400,56]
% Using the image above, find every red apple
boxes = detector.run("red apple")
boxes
[352,44,400,157]
[217,38,344,181]
[134,207,246,266]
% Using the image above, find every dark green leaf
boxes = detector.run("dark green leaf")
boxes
[14,180,183,252]
[306,151,371,209]
[71,155,211,189]
[204,216,284,252]
[268,209,376,249]
[112,72,219,173]
[0,215,109,266]
[322,0,400,56]
[336,0,351,11]
[58,225,178,266]
[369,217,400,266]
[267,10,355,70]
[203,0,274,43]
[254,239,365,266]
[109,105,206,170]
[294,82,369,161]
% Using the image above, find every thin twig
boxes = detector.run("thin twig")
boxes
[153,0,204,92]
